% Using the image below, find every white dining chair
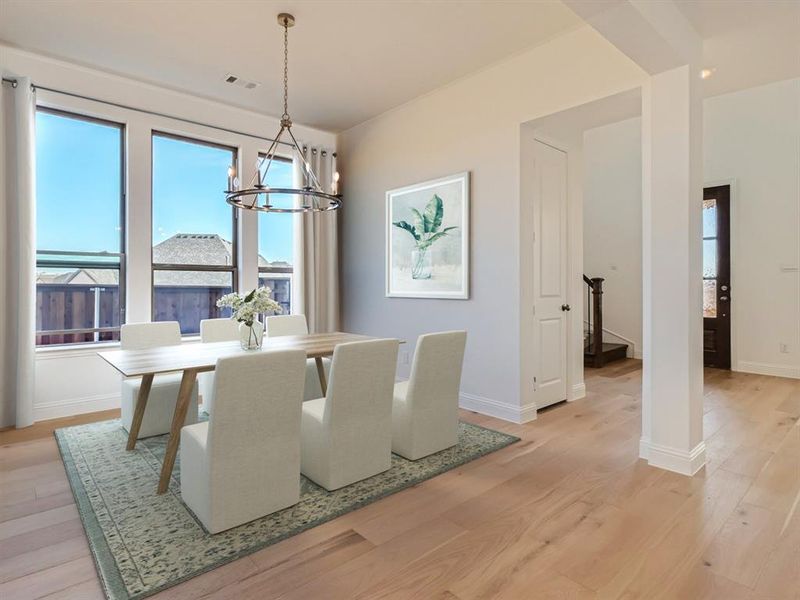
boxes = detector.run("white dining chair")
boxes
[120,321,199,439]
[180,349,306,534]
[391,331,467,460]
[300,338,399,491]
[197,318,240,415]
[265,314,330,401]
[264,314,309,338]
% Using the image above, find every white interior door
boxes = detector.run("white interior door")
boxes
[532,139,568,409]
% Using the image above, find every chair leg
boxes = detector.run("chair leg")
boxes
[157,368,198,494]
[126,373,154,451]
[315,357,328,396]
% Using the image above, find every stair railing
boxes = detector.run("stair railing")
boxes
[583,275,605,367]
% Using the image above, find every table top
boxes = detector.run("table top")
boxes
[98,332,384,377]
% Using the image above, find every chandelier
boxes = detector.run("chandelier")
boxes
[225,13,341,213]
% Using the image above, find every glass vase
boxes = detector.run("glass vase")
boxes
[239,320,264,350]
[411,248,432,280]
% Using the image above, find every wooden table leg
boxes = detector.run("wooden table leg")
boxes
[157,368,197,494]
[126,373,154,451]
[315,356,328,396]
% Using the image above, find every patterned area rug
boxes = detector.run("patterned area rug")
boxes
[55,419,518,600]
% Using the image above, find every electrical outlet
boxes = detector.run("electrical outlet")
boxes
[779,343,789,354]
[400,351,409,365]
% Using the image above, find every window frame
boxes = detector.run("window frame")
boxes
[256,153,294,313]
[34,107,127,346]
[150,130,240,328]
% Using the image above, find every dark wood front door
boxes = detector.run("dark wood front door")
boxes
[703,185,731,369]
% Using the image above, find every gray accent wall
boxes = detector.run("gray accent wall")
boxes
[337,26,646,420]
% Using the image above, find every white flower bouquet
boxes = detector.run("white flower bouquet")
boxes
[216,287,282,349]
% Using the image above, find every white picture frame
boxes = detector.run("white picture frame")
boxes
[386,171,470,299]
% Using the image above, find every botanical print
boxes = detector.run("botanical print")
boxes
[386,172,469,298]
[393,194,458,280]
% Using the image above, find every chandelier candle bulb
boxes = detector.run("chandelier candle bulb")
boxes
[332,171,340,195]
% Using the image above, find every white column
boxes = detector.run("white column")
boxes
[125,118,152,323]
[238,141,261,293]
[641,64,705,475]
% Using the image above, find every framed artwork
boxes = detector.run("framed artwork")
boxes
[386,171,469,299]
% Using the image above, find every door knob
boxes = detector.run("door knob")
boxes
[719,296,729,302]
[561,304,571,312]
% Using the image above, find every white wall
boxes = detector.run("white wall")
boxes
[1,46,336,425]
[583,117,643,357]
[338,26,646,422]
[582,78,800,378]
[705,78,800,377]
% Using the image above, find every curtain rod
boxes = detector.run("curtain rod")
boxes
[1,76,300,148]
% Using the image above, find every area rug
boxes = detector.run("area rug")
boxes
[55,419,518,600]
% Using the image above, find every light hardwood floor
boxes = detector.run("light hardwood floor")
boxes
[1,361,798,599]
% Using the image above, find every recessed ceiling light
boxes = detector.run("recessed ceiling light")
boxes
[700,68,716,80]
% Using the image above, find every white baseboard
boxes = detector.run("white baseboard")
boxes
[639,437,650,460]
[736,361,800,380]
[569,383,586,401]
[640,438,706,476]
[459,392,537,424]
[34,393,120,422]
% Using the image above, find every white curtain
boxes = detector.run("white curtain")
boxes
[292,145,339,333]
[0,78,37,428]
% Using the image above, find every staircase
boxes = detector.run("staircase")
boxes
[583,275,628,368]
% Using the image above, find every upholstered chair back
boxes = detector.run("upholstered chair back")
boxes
[181,349,305,533]
[265,314,309,337]
[200,318,239,343]
[324,338,399,429]
[406,331,467,410]
[120,321,181,350]
[207,350,306,485]
[389,330,466,460]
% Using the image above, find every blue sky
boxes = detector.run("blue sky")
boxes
[36,111,294,264]
[36,111,122,254]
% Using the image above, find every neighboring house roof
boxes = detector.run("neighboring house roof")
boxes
[152,269,232,287]
[36,269,119,285]
[38,234,292,287]
[153,233,234,267]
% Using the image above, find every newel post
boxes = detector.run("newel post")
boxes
[591,277,604,367]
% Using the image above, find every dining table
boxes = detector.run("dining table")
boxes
[98,331,386,494]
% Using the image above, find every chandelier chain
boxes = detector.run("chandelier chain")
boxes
[225,13,341,214]
[282,16,289,121]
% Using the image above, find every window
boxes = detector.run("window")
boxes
[703,198,718,318]
[257,154,294,314]
[152,133,237,334]
[35,109,125,346]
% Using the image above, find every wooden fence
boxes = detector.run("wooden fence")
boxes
[36,284,120,346]
[152,286,231,335]
[37,277,292,345]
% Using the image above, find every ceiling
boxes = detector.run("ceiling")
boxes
[0,0,583,132]
[675,0,799,98]
[1,1,796,132]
